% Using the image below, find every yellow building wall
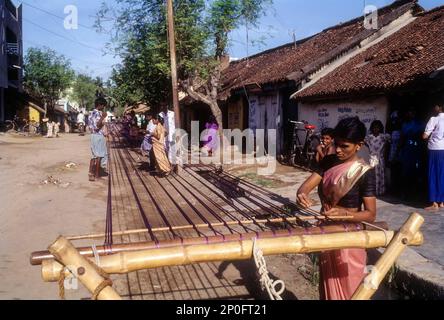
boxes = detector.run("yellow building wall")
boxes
[29,106,41,123]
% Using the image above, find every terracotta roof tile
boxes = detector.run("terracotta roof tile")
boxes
[294,5,444,100]
[219,0,420,100]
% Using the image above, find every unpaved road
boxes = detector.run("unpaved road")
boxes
[0,133,319,300]
[0,133,107,299]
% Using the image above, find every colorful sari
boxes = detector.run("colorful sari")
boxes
[152,123,172,174]
[319,158,372,300]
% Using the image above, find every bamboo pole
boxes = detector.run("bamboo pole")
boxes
[65,215,353,241]
[48,236,121,300]
[42,230,424,282]
[31,222,390,266]
[351,213,424,300]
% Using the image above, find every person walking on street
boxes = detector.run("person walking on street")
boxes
[77,111,86,136]
[365,120,391,196]
[152,114,172,177]
[88,98,109,182]
[141,113,156,171]
[423,103,444,211]
[160,106,176,165]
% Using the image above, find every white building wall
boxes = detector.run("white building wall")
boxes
[298,95,389,132]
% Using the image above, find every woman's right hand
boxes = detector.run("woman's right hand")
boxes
[297,193,313,208]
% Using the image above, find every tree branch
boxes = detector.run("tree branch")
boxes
[186,85,213,107]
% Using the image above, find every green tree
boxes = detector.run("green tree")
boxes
[24,47,74,117]
[71,74,98,111]
[96,0,272,126]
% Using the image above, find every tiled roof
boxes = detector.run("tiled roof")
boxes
[294,5,444,100]
[219,0,421,100]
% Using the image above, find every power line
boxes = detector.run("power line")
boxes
[22,1,101,32]
[24,39,115,68]
[23,18,104,53]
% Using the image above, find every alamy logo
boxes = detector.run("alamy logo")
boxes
[63,266,79,291]
[171,123,278,176]
[364,5,379,30]
[64,5,78,30]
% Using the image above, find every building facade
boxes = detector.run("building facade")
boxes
[216,0,420,156]
[0,0,23,123]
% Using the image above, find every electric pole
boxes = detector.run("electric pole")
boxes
[166,0,182,173]
[167,0,180,128]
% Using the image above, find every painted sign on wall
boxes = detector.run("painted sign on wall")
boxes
[299,96,389,132]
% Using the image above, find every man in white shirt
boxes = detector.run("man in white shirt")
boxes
[160,107,176,164]
[423,103,444,211]
[141,113,157,170]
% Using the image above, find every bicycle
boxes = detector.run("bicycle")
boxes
[23,121,41,136]
[288,120,321,170]
[5,116,28,133]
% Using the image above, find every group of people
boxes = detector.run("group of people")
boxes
[314,104,444,211]
[134,111,219,177]
[84,96,444,300]
[43,120,61,138]
[298,103,444,300]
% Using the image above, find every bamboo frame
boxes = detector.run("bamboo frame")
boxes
[352,213,425,300]
[42,229,424,282]
[31,222,390,266]
[48,236,121,300]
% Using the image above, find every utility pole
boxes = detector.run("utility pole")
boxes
[166,0,180,128]
[166,0,182,173]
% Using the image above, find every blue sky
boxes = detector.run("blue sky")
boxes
[17,0,444,80]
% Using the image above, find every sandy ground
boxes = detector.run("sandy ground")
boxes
[0,133,319,300]
[0,133,107,300]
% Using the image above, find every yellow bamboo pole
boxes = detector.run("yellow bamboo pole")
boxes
[65,215,352,241]
[32,222,390,266]
[351,213,424,300]
[42,230,423,282]
[48,236,121,300]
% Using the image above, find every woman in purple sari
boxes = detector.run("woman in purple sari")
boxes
[201,116,220,157]
[297,117,377,300]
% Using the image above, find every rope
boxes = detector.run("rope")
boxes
[92,279,113,300]
[252,238,286,300]
[58,268,66,300]
[90,262,113,300]
[57,258,113,300]
[362,221,391,247]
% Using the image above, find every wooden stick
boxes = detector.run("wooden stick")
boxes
[351,213,424,300]
[31,222,391,266]
[42,230,424,282]
[65,215,352,241]
[48,236,121,300]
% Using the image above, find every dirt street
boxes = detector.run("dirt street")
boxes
[0,133,319,300]
[0,133,107,299]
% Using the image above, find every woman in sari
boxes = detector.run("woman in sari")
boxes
[152,115,172,177]
[297,117,376,300]
[201,116,220,157]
